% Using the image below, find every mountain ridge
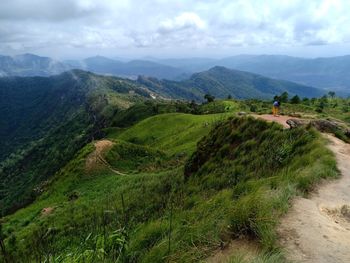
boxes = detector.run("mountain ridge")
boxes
[139,66,324,101]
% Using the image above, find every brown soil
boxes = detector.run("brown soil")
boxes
[251,114,294,128]
[41,207,54,216]
[277,134,350,263]
[85,139,126,175]
[250,115,350,262]
[205,239,260,263]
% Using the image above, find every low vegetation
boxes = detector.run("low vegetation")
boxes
[1,110,339,262]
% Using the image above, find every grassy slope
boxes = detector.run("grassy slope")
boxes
[2,112,229,261]
[1,101,340,262]
[116,113,231,155]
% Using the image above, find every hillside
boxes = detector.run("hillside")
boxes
[1,112,338,262]
[0,70,152,215]
[139,66,323,101]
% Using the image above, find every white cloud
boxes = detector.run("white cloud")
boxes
[1,0,350,58]
[158,12,206,34]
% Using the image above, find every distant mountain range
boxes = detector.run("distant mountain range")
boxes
[67,56,188,80]
[138,66,323,100]
[155,55,350,94]
[0,54,189,80]
[1,53,350,95]
[0,54,350,98]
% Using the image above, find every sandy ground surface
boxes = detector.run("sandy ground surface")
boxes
[252,114,350,262]
[85,139,114,170]
[277,134,350,263]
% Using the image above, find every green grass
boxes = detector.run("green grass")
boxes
[1,112,338,263]
[116,112,231,155]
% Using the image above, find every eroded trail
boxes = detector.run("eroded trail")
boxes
[278,135,350,263]
[86,139,127,176]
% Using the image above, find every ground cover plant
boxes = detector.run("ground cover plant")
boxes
[1,112,338,262]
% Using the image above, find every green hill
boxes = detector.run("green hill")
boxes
[0,70,151,215]
[138,66,323,101]
[1,109,338,262]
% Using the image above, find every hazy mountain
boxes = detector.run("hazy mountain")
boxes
[66,56,188,80]
[138,66,323,101]
[155,57,217,72]
[0,54,188,80]
[157,55,350,94]
[0,53,70,77]
[3,54,350,95]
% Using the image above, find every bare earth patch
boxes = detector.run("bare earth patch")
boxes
[251,114,294,128]
[85,139,114,171]
[41,207,54,216]
[85,139,126,175]
[205,239,260,263]
[278,135,350,263]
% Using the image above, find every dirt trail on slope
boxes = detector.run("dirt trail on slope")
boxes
[251,114,292,128]
[253,114,350,262]
[278,135,350,263]
[86,139,126,176]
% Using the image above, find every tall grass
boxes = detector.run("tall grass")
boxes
[1,115,337,262]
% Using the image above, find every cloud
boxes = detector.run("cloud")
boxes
[158,12,206,34]
[0,0,350,57]
[0,0,102,21]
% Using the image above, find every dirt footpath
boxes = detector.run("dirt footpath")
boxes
[252,114,291,128]
[85,139,126,175]
[278,134,350,263]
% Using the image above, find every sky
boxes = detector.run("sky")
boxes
[0,0,350,59]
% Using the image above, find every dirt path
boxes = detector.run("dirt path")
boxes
[251,114,292,128]
[278,135,350,263]
[86,139,127,176]
[252,114,350,262]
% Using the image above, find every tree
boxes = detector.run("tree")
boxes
[302,97,310,104]
[189,100,199,114]
[227,94,232,100]
[204,94,215,103]
[321,95,328,102]
[328,91,336,98]
[316,100,326,113]
[290,95,301,104]
[280,92,289,103]
[273,95,280,101]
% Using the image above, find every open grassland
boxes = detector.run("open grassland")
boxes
[1,112,338,262]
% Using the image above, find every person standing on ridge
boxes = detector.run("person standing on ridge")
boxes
[272,100,280,116]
